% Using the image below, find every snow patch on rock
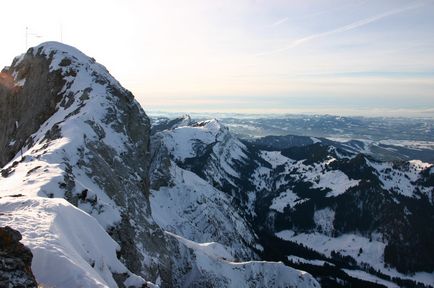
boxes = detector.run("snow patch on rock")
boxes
[270,189,307,213]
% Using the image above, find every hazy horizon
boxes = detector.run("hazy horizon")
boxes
[2,0,433,117]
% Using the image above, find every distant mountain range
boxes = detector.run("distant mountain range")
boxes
[152,115,434,163]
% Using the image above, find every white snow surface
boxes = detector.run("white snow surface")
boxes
[151,120,323,287]
[369,159,433,197]
[0,41,136,229]
[287,256,333,267]
[150,162,258,260]
[157,119,249,180]
[313,207,335,236]
[165,231,235,261]
[310,137,321,144]
[289,159,360,197]
[276,230,434,286]
[258,151,360,198]
[270,189,307,213]
[0,196,148,288]
[260,151,291,168]
[165,232,321,288]
[343,269,399,288]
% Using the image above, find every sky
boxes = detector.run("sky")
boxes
[1,0,434,117]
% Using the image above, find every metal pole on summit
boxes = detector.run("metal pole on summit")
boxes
[25,27,43,50]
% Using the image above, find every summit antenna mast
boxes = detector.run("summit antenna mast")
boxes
[25,27,42,50]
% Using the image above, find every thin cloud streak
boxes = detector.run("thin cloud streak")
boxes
[269,17,288,28]
[257,2,426,56]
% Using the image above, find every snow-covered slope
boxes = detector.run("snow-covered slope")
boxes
[167,232,320,288]
[0,196,150,287]
[0,42,166,287]
[151,116,434,287]
[150,164,258,260]
[153,119,254,202]
[150,120,320,287]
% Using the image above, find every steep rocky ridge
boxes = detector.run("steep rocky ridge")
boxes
[0,50,64,167]
[0,42,168,287]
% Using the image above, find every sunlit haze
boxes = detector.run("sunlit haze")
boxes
[2,0,434,117]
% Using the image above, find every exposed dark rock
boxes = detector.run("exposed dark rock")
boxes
[247,134,315,151]
[0,50,65,168]
[281,143,332,165]
[151,115,192,135]
[0,226,37,288]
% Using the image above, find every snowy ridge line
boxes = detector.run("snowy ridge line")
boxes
[164,231,321,288]
[1,42,157,287]
[0,196,151,288]
[164,231,236,262]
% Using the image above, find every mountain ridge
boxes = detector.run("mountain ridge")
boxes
[1,42,433,287]
[152,115,434,287]
[0,42,321,288]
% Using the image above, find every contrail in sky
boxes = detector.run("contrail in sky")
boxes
[257,2,426,56]
[269,17,289,28]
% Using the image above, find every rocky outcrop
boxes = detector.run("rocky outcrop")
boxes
[0,50,64,167]
[0,226,37,288]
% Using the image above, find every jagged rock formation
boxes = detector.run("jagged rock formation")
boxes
[0,226,37,288]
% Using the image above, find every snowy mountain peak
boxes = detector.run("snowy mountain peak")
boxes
[192,118,225,132]
[28,41,125,96]
[0,42,165,287]
[31,41,98,66]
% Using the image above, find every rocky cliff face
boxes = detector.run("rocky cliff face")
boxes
[0,42,171,287]
[0,49,64,167]
[0,226,37,288]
